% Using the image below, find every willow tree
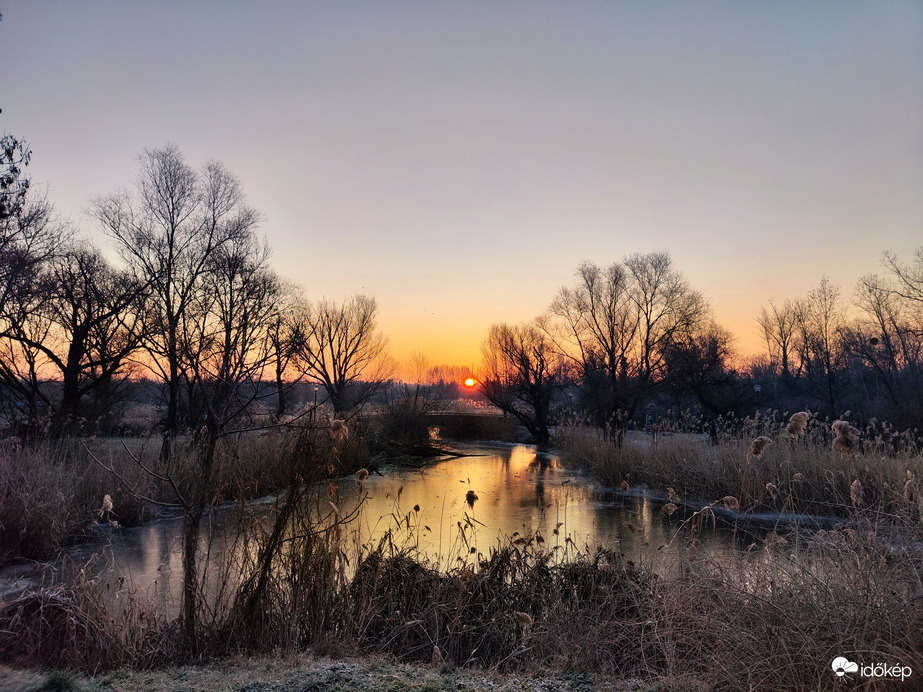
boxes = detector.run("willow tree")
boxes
[479,322,564,443]
[543,252,708,429]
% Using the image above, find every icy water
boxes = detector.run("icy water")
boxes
[1,442,797,614]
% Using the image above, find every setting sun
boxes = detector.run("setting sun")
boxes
[464,377,476,387]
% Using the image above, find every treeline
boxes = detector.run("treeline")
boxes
[477,252,923,442]
[3,139,922,448]
[0,143,391,445]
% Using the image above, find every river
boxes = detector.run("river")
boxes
[1,442,794,615]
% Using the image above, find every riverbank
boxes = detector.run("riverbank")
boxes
[2,416,922,689]
[0,654,686,692]
[556,416,923,521]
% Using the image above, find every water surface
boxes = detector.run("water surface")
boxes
[2,443,784,613]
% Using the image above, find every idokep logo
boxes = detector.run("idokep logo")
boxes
[831,657,858,677]
[831,656,913,682]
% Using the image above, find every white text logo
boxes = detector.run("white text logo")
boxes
[832,656,912,682]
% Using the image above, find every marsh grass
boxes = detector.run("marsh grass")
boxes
[1,491,921,690]
[0,560,171,674]
[2,415,922,689]
[0,419,371,565]
[557,419,923,520]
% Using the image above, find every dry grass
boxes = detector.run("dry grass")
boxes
[2,489,921,690]
[2,414,922,690]
[556,418,923,520]
[0,563,171,674]
[0,419,372,565]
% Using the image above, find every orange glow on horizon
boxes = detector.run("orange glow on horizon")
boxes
[464,377,476,387]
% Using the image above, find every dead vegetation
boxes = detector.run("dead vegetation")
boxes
[1,412,921,689]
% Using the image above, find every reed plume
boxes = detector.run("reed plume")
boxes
[749,436,772,458]
[787,411,810,437]
[850,479,863,506]
[832,420,860,453]
[98,494,114,520]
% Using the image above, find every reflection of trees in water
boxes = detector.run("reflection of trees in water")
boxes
[46,445,763,615]
[530,453,551,507]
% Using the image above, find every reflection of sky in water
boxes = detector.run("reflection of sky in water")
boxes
[343,443,758,571]
[3,443,776,614]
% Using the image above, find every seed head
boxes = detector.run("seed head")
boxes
[787,412,810,437]
[98,494,113,518]
[514,611,534,629]
[749,436,773,458]
[850,479,863,506]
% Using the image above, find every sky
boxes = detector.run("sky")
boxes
[2,1,922,370]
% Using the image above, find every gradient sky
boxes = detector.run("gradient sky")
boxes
[3,1,922,369]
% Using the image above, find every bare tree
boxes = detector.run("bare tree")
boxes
[183,232,282,427]
[0,191,70,431]
[794,277,848,417]
[883,247,923,311]
[479,322,564,443]
[92,145,266,656]
[661,321,741,419]
[292,295,391,414]
[266,282,303,420]
[543,261,636,426]
[93,144,260,460]
[851,253,923,422]
[543,252,708,430]
[0,246,146,434]
[757,299,799,379]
